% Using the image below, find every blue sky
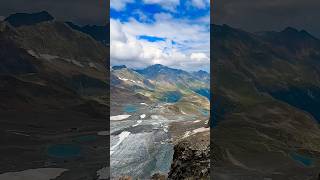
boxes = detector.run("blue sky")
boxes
[110,0,210,72]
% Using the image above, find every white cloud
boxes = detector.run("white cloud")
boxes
[110,15,210,72]
[191,53,209,61]
[123,16,208,48]
[194,14,210,24]
[111,0,210,12]
[142,0,180,12]
[133,10,148,22]
[110,20,143,62]
[153,13,173,21]
[191,0,209,9]
[110,0,134,11]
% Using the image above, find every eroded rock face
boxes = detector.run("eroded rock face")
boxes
[211,24,320,179]
[151,173,167,180]
[168,132,210,180]
[118,176,132,180]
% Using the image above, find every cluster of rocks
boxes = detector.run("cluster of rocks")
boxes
[168,132,210,179]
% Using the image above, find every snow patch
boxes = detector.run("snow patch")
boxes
[182,128,210,139]
[110,115,131,121]
[97,131,108,136]
[71,60,84,67]
[27,50,38,58]
[27,51,85,68]
[6,130,30,137]
[118,77,129,81]
[0,168,68,180]
[140,114,146,119]
[110,131,131,155]
[152,122,160,126]
[132,120,142,127]
[192,127,209,134]
[151,115,166,120]
[163,125,169,133]
[183,131,192,138]
[118,77,142,84]
[39,54,59,61]
[89,62,97,69]
[226,149,250,169]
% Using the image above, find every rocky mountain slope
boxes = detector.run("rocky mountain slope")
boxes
[110,65,210,179]
[66,22,109,45]
[212,24,320,179]
[111,64,210,116]
[0,11,108,179]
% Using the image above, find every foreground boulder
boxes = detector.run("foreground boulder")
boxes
[168,131,210,179]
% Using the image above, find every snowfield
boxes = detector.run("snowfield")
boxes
[110,115,131,121]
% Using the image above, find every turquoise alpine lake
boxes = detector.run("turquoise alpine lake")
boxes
[289,152,313,167]
[160,91,182,103]
[194,88,210,100]
[123,104,138,113]
[47,144,81,158]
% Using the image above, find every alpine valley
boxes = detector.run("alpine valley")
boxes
[0,11,108,180]
[110,64,210,179]
[212,24,320,179]
[0,10,211,180]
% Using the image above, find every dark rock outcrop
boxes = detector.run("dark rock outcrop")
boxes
[168,132,210,180]
[5,11,54,27]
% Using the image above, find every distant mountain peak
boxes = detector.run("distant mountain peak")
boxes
[197,70,209,74]
[5,11,54,27]
[112,65,127,70]
[278,26,319,41]
[66,21,108,44]
[135,64,187,80]
[151,64,166,68]
[193,70,209,76]
[142,64,171,72]
[299,29,317,39]
[192,70,210,82]
[282,27,299,34]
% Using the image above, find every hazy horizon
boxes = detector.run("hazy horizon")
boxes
[111,63,211,73]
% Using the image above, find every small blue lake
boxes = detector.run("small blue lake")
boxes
[123,104,138,113]
[47,144,81,158]
[268,86,320,123]
[194,89,210,100]
[290,152,313,167]
[160,91,182,103]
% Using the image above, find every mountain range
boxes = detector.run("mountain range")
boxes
[212,24,320,179]
[4,11,108,45]
[110,64,210,116]
[6,9,320,179]
[110,64,210,179]
[0,10,211,179]
[0,11,108,179]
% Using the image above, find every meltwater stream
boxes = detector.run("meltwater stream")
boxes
[110,112,175,179]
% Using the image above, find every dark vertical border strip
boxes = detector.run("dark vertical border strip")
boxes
[210,0,214,126]
[210,0,214,179]
[105,0,111,179]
